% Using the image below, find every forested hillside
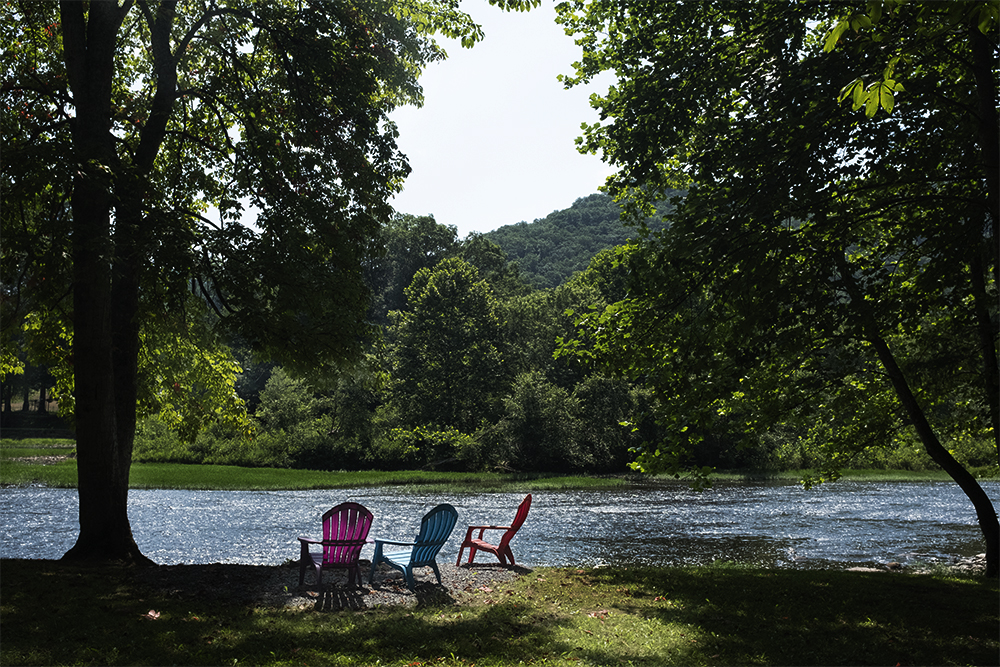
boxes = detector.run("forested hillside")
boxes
[484,193,667,288]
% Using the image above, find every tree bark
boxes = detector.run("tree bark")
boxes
[967,23,1000,466]
[837,254,999,577]
[969,250,1000,465]
[968,24,999,276]
[60,0,151,565]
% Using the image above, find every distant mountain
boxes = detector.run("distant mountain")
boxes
[483,193,665,289]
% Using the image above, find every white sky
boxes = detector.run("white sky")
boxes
[388,2,616,238]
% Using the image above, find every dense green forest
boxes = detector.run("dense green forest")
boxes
[6,196,991,478]
[482,193,668,289]
[130,203,661,474]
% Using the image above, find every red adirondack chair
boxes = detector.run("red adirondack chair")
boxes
[456,494,532,566]
[298,502,373,588]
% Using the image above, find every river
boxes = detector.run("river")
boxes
[2,480,995,569]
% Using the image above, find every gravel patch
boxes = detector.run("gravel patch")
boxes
[130,560,531,611]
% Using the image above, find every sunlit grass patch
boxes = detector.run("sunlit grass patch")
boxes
[0,458,78,486]
[0,438,75,457]
[0,459,634,491]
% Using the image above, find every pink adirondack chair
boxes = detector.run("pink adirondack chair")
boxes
[456,494,532,566]
[298,502,373,588]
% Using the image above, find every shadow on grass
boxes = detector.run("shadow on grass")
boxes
[571,565,998,666]
[2,559,996,666]
[1,559,572,666]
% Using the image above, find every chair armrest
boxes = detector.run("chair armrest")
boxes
[300,536,369,546]
[463,524,513,542]
[373,539,416,547]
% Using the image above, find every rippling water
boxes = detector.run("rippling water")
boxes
[2,480,995,569]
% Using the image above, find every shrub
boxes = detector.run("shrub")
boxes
[132,416,201,463]
[571,375,636,472]
[491,371,585,472]
[255,367,322,433]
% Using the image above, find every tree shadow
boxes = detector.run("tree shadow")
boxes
[577,566,999,666]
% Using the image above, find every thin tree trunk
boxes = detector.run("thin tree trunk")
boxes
[969,251,1000,465]
[968,23,1000,467]
[969,24,999,276]
[838,254,999,577]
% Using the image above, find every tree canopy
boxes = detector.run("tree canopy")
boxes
[0,0,534,563]
[556,0,999,574]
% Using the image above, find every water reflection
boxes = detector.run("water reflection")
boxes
[1,480,995,569]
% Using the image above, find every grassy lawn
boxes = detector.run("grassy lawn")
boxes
[1,559,996,666]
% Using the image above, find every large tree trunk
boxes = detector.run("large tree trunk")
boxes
[838,255,999,577]
[60,1,151,565]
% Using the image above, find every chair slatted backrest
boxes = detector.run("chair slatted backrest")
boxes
[411,503,458,564]
[510,494,532,532]
[321,502,373,565]
[499,494,532,548]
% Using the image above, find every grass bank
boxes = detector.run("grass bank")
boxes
[2,438,976,491]
[0,441,633,491]
[1,559,995,666]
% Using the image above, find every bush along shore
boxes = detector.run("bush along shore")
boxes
[1,558,997,666]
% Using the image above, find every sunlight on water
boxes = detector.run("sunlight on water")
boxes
[2,481,995,569]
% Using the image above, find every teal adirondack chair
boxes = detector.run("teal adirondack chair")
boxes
[369,503,458,589]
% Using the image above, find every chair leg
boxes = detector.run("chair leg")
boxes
[429,562,442,585]
[456,547,465,567]
[299,544,310,587]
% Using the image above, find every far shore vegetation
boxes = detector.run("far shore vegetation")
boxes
[2,437,990,492]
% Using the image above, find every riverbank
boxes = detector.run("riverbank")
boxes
[1,558,995,666]
[1,439,984,491]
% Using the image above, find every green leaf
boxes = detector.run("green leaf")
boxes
[977,3,999,34]
[866,0,883,24]
[849,14,873,31]
[837,78,865,104]
[865,87,880,117]
[824,19,849,52]
[883,55,899,81]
